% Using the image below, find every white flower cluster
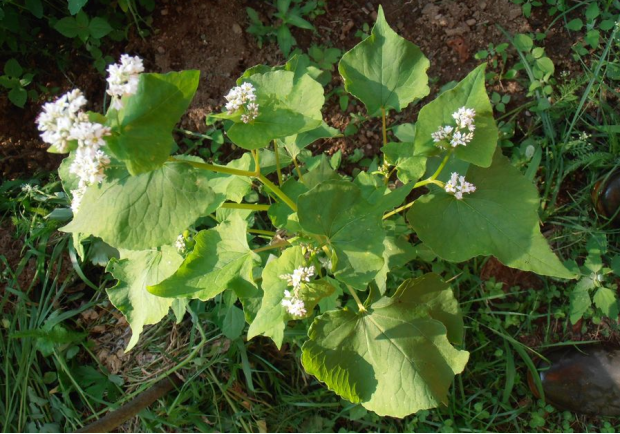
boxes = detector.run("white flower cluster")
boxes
[444,172,476,200]
[106,54,144,110]
[224,83,259,123]
[280,265,315,317]
[36,89,88,153]
[432,106,476,148]
[36,88,113,213]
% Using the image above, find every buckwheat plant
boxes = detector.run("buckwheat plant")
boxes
[44,7,576,418]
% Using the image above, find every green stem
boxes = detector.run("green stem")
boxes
[171,158,256,177]
[293,157,304,183]
[220,202,270,211]
[384,166,397,185]
[382,177,444,220]
[253,240,290,253]
[248,228,277,236]
[346,285,367,313]
[383,201,415,220]
[381,107,388,146]
[414,178,444,189]
[257,173,297,212]
[273,141,283,186]
[430,148,453,181]
[171,156,298,213]
[251,149,260,174]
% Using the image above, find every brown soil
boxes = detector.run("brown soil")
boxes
[1,0,578,179]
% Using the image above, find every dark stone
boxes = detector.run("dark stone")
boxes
[528,344,620,416]
[593,171,620,226]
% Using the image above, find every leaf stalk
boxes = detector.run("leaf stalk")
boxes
[220,202,270,211]
[347,285,367,313]
[273,140,283,186]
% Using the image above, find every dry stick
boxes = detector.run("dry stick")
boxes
[76,375,183,433]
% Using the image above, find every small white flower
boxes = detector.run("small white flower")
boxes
[69,148,111,187]
[36,89,88,152]
[318,256,332,272]
[224,83,259,122]
[433,106,476,148]
[444,172,476,200]
[69,121,111,149]
[452,107,476,129]
[70,184,88,214]
[279,265,315,317]
[175,234,186,253]
[106,54,144,110]
[21,183,33,193]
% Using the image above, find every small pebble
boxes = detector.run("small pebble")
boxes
[466,19,476,26]
[161,8,168,15]
[157,46,165,54]
[232,23,242,35]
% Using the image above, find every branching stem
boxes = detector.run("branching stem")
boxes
[257,173,298,212]
[293,157,304,183]
[381,107,388,146]
[431,148,453,181]
[347,285,367,313]
[248,228,277,236]
[220,202,270,211]
[273,140,283,186]
[170,157,298,213]
[253,240,290,253]
[251,149,260,173]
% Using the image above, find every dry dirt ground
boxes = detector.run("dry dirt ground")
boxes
[0,0,575,179]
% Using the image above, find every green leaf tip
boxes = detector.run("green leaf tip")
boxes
[408,149,577,280]
[339,4,430,117]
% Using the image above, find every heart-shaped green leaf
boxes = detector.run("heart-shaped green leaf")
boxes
[62,161,218,250]
[106,71,200,175]
[148,215,260,300]
[408,150,576,279]
[302,273,468,417]
[413,64,498,168]
[338,5,430,117]
[216,70,324,150]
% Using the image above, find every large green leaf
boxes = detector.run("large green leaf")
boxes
[61,162,217,250]
[247,246,334,348]
[302,273,468,417]
[298,180,385,289]
[408,150,576,279]
[106,71,200,175]
[338,5,430,117]
[107,246,183,351]
[216,70,324,150]
[148,216,260,300]
[413,64,498,168]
